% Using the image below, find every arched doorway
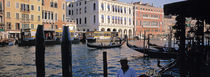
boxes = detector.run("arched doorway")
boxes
[124,29,127,38]
[129,29,132,39]
[101,28,105,31]
[113,29,117,32]
[107,28,111,32]
[118,29,122,38]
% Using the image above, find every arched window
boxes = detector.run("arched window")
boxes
[108,16,110,23]
[101,3,104,10]
[101,15,104,23]
[107,4,110,11]
[107,28,111,31]
[101,28,105,31]
[93,3,96,10]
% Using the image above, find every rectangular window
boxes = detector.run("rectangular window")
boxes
[124,18,126,25]
[85,17,87,24]
[129,18,131,25]
[31,15,34,21]
[79,18,81,24]
[7,12,10,18]
[79,8,81,14]
[7,22,11,29]
[38,6,40,11]
[112,5,114,12]
[42,0,44,5]
[84,7,87,13]
[63,15,65,21]
[38,16,40,21]
[16,13,19,19]
[76,9,78,15]
[31,24,34,29]
[16,2,19,8]
[6,1,10,7]
[55,25,58,29]
[112,16,114,24]
[50,2,54,7]
[93,3,96,11]
[15,23,20,30]
[51,12,53,20]
[69,10,71,15]
[54,3,57,8]
[63,3,65,10]
[48,12,50,19]
[55,13,57,20]
[76,18,78,24]
[94,15,96,23]
[31,5,34,10]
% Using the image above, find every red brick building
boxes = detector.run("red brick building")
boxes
[133,2,164,38]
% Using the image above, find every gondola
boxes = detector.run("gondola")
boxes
[126,40,177,59]
[148,43,177,52]
[87,40,125,49]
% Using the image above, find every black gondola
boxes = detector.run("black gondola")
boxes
[87,40,125,49]
[126,40,177,59]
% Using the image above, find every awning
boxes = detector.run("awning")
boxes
[164,0,210,24]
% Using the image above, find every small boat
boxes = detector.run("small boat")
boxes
[126,40,177,59]
[87,40,125,49]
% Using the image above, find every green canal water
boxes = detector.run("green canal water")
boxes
[0,40,173,77]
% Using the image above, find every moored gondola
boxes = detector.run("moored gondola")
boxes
[87,40,125,49]
[126,40,177,59]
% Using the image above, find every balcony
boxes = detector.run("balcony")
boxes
[21,19,30,23]
[20,8,30,13]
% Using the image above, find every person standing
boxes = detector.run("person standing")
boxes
[117,58,136,77]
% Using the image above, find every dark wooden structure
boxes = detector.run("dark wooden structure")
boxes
[61,26,72,77]
[164,0,210,76]
[103,52,108,77]
[35,25,45,77]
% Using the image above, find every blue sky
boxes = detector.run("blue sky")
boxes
[66,0,185,8]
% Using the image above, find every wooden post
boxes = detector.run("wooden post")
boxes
[61,26,72,77]
[168,27,172,52]
[103,52,108,77]
[35,25,45,77]
[143,31,146,54]
[147,34,150,49]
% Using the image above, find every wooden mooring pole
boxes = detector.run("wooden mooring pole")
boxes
[103,52,108,77]
[35,25,45,77]
[61,26,72,77]
[143,31,146,55]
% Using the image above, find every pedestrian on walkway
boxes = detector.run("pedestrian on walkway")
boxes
[117,58,136,77]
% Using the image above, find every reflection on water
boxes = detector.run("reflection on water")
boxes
[0,40,172,77]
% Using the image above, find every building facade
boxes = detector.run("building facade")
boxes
[42,0,66,31]
[66,0,134,38]
[133,2,164,38]
[163,15,176,35]
[0,0,5,39]
[1,0,42,39]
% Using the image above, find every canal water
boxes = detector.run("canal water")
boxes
[0,40,173,77]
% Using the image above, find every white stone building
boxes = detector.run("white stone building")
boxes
[66,0,134,38]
